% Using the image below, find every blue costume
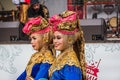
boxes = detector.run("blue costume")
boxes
[17,48,54,80]
[49,48,82,80]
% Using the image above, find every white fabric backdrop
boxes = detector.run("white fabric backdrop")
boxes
[0,43,120,80]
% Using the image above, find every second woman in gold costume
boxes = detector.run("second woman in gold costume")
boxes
[49,10,86,80]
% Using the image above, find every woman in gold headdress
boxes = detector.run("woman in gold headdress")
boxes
[17,16,54,80]
[49,10,86,80]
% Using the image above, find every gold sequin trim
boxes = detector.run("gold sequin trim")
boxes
[57,21,77,31]
[49,47,80,77]
[60,10,76,18]
[26,47,54,76]
[30,17,49,33]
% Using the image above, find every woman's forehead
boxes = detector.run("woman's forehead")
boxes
[30,33,41,37]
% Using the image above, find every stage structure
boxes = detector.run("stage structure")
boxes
[0,21,19,42]
[80,18,106,42]
[84,0,120,41]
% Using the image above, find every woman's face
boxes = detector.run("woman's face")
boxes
[53,31,69,51]
[30,33,43,51]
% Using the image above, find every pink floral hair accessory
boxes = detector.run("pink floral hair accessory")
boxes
[49,10,79,34]
[23,16,51,35]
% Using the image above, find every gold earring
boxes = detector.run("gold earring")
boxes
[43,33,49,43]
[68,37,73,44]
[43,36,48,42]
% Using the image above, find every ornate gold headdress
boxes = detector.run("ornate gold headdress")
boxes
[23,16,50,35]
[49,10,79,34]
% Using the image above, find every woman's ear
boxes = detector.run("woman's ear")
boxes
[42,33,49,44]
[67,36,74,44]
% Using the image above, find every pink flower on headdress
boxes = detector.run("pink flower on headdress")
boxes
[49,10,78,34]
[49,14,62,32]
[23,17,42,34]
[49,14,61,26]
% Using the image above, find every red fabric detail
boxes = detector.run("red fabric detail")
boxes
[23,16,50,34]
[23,17,42,34]
[25,0,30,4]
[32,26,51,34]
[49,12,78,35]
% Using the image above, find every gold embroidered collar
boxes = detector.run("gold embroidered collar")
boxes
[26,47,54,77]
[49,47,80,77]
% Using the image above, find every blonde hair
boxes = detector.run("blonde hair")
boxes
[63,18,86,80]
[74,22,86,80]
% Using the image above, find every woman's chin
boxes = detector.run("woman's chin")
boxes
[33,47,38,51]
[54,47,58,50]
[54,48,61,51]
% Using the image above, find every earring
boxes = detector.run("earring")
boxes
[43,33,49,43]
[43,37,48,42]
[68,37,73,44]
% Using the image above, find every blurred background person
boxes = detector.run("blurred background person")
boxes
[12,0,30,40]
[27,0,49,20]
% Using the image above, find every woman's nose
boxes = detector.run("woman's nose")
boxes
[53,38,57,43]
[30,39,33,44]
